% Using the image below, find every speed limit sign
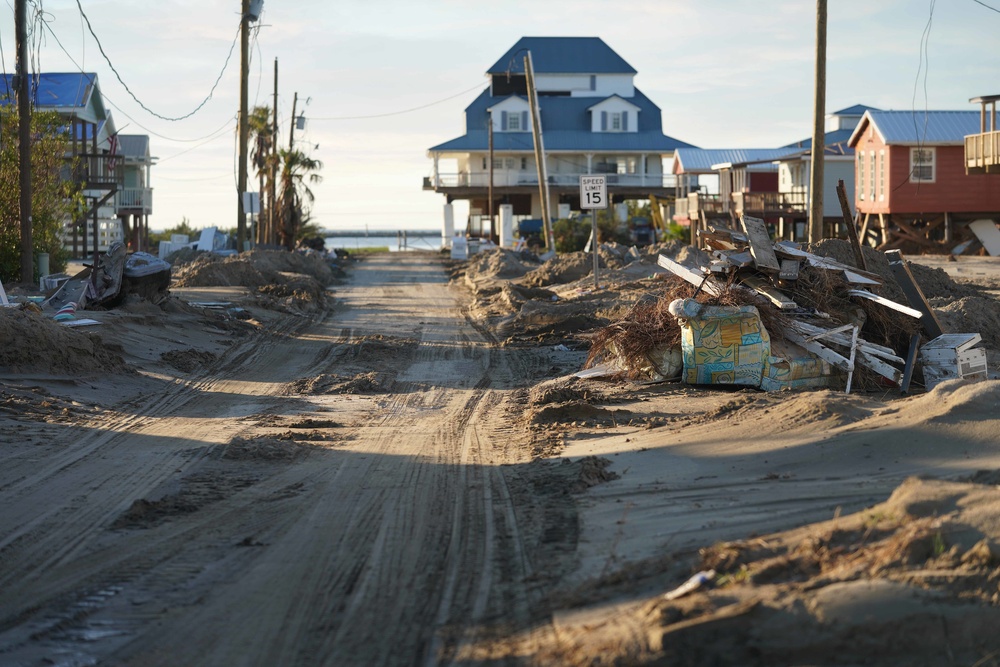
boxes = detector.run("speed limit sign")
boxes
[580,175,607,209]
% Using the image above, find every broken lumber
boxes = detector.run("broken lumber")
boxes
[968,219,1000,256]
[885,249,944,339]
[657,254,724,296]
[740,215,780,272]
[836,178,868,271]
[739,274,798,310]
[847,289,923,319]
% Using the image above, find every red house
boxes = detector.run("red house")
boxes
[848,109,1000,253]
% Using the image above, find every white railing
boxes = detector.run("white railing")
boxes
[429,172,678,188]
[116,187,153,214]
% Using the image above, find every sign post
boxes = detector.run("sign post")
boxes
[580,175,608,289]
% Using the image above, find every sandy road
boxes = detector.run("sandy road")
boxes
[0,252,556,666]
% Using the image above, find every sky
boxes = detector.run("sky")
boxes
[2,0,999,233]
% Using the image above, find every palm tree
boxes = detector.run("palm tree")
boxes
[277,148,323,250]
[248,106,275,245]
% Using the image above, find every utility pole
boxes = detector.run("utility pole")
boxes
[16,0,33,283]
[236,0,250,251]
[488,117,495,243]
[289,92,298,151]
[808,0,827,243]
[524,51,554,252]
[270,57,278,246]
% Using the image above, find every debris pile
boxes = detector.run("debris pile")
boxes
[587,215,990,393]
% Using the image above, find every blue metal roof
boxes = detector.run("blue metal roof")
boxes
[674,148,802,173]
[487,37,637,75]
[430,129,693,153]
[831,104,877,116]
[782,128,857,154]
[0,72,96,108]
[431,86,695,153]
[858,110,1000,145]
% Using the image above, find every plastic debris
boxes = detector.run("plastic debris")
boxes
[663,569,715,601]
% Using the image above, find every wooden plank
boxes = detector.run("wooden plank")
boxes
[779,258,800,281]
[968,219,1000,256]
[885,249,945,339]
[900,333,921,394]
[739,273,798,310]
[843,269,881,286]
[717,250,753,267]
[740,215,780,272]
[836,179,868,271]
[657,254,723,296]
[847,289,924,319]
[707,225,748,243]
[857,350,902,385]
[774,241,884,284]
[790,321,903,362]
[773,241,807,259]
[784,330,853,372]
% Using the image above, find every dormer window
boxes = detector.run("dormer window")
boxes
[499,109,529,132]
[599,110,629,132]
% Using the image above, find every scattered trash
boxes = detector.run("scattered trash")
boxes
[663,570,716,601]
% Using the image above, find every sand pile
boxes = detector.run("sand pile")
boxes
[172,248,339,288]
[0,308,130,375]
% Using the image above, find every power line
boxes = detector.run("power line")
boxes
[308,82,485,121]
[971,0,1000,12]
[74,0,240,122]
[39,17,238,144]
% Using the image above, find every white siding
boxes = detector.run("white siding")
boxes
[533,73,634,98]
[588,98,639,133]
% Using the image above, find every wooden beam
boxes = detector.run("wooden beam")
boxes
[740,215,780,271]
[657,254,724,296]
[847,289,924,319]
[885,249,945,339]
[739,273,798,310]
[836,179,868,270]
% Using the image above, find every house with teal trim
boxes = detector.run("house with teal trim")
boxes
[1,72,154,256]
[425,36,694,240]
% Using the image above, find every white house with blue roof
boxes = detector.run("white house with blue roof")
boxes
[425,37,694,238]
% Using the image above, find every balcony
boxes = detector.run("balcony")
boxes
[424,172,678,190]
[688,193,726,218]
[733,191,809,216]
[69,153,123,191]
[965,131,1000,174]
[116,187,153,215]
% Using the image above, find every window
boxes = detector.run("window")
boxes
[868,152,876,201]
[611,112,622,131]
[910,147,935,182]
[878,150,885,201]
[507,113,521,131]
[520,157,528,170]
[858,151,865,201]
[493,158,504,169]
